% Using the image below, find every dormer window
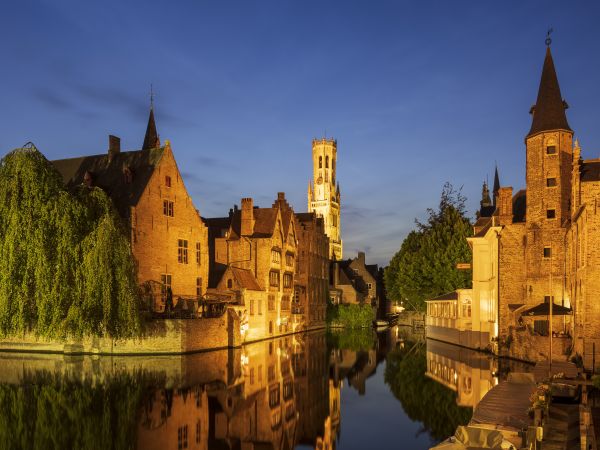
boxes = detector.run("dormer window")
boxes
[123,166,133,184]
[165,175,172,187]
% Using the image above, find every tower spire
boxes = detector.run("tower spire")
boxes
[142,86,160,150]
[492,164,500,205]
[528,40,571,137]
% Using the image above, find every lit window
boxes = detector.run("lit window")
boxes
[165,175,172,187]
[163,200,174,217]
[547,209,556,219]
[546,177,557,187]
[269,271,280,287]
[543,247,552,258]
[546,145,556,155]
[178,239,189,264]
[283,273,293,288]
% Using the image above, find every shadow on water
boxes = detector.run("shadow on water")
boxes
[0,327,531,449]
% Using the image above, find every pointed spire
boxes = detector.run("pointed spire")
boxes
[528,45,571,137]
[142,86,160,150]
[492,165,500,205]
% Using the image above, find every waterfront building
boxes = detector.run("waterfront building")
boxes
[426,43,600,366]
[308,138,343,260]
[330,251,379,309]
[294,212,330,329]
[51,106,209,312]
[205,193,298,341]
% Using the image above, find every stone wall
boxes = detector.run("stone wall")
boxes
[503,327,572,363]
[0,309,241,355]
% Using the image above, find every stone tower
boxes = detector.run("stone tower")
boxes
[525,44,573,307]
[308,138,342,260]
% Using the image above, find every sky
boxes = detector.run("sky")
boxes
[2,1,600,267]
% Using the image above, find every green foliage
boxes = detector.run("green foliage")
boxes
[327,327,376,351]
[384,343,472,441]
[0,147,142,338]
[327,303,375,329]
[385,182,473,310]
[0,371,156,450]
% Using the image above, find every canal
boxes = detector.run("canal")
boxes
[0,326,531,449]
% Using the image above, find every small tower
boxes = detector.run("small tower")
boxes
[142,93,160,150]
[308,138,342,260]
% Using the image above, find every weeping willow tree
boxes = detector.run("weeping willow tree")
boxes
[0,146,142,339]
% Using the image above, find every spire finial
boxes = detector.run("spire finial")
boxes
[545,27,553,47]
[150,83,155,109]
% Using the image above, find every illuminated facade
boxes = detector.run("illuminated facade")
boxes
[308,138,342,260]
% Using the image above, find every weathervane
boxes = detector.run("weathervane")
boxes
[545,28,553,46]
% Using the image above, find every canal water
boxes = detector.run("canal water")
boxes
[0,326,531,450]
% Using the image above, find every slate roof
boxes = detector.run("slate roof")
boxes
[528,46,571,137]
[51,147,165,217]
[230,267,262,291]
[581,160,600,182]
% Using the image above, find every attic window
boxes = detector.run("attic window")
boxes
[546,145,557,155]
[165,176,172,187]
[83,171,93,187]
[123,166,133,184]
[227,279,233,289]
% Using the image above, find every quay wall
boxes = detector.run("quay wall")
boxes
[0,309,242,356]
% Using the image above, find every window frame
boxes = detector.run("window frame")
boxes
[178,239,189,264]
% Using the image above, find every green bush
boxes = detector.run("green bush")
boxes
[327,303,374,329]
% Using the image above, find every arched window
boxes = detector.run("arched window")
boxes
[326,156,329,168]
[319,156,322,168]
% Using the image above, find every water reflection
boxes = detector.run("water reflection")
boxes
[0,327,531,449]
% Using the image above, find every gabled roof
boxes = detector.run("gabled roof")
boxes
[581,160,600,182]
[51,147,165,217]
[230,267,262,291]
[528,46,571,137]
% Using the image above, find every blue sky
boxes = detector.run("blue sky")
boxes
[2,1,600,266]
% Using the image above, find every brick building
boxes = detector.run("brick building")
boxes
[308,138,342,260]
[205,193,298,341]
[294,212,329,329]
[330,252,379,309]
[426,43,600,365]
[51,106,209,312]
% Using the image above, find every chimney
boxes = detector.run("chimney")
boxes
[357,251,366,265]
[497,187,513,225]
[241,198,255,236]
[108,135,120,162]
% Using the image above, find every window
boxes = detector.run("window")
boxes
[283,381,293,400]
[165,175,172,187]
[268,365,275,382]
[367,283,372,290]
[196,277,202,297]
[319,156,322,168]
[271,249,281,264]
[547,209,556,219]
[196,242,201,264]
[195,421,201,444]
[227,279,233,289]
[163,200,174,217]
[177,425,188,450]
[325,155,329,168]
[269,321,273,334]
[285,252,294,267]
[258,299,262,315]
[543,246,552,258]
[546,145,557,155]
[269,386,280,408]
[269,271,280,287]
[547,177,557,187]
[161,274,172,301]
[268,295,275,311]
[281,295,290,310]
[250,367,255,385]
[283,273,293,288]
[178,239,189,264]
[258,365,263,382]
[250,299,255,315]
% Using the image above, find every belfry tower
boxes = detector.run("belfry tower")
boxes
[308,138,342,260]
